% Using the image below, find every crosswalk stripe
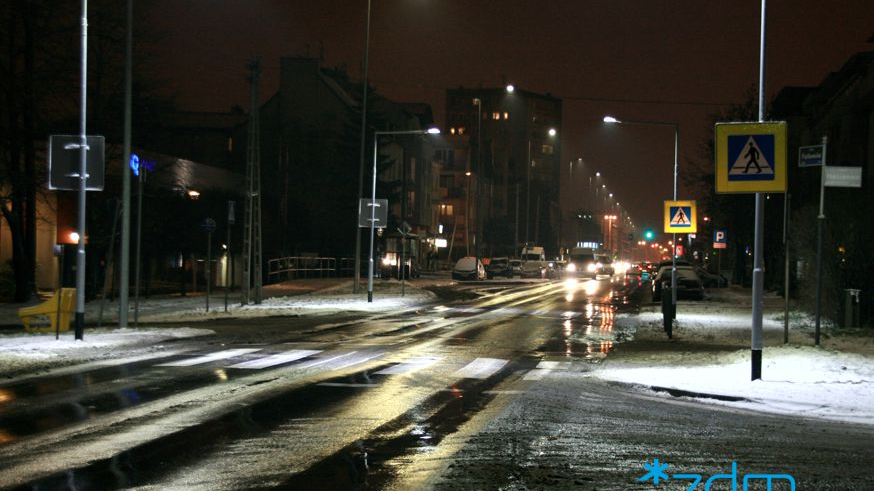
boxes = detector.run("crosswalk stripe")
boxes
[228,350,322,369]
[524,361,572,380]
[452,357,509,379]
[536,361,571,370]
[374,356,441,375]
[156,348,262,367]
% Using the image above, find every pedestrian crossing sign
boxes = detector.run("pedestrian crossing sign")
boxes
[715,121,787,193]
[664,200,697,233]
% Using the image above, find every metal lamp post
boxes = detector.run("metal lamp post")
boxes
[367,128,440,303]
[603,115,679,317]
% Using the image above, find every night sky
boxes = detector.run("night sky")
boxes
[143,0,873,230]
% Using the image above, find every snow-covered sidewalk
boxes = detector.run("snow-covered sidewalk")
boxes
[0,279,438,378]
[596,287,874,425]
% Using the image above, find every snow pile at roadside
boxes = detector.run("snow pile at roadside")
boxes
[81,283,436,324]
[598,345,874,424]
[596,292,874,425]
[0,327,213,377]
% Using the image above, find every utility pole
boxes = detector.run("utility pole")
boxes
[242,60,263,305]
[119,0,132,327]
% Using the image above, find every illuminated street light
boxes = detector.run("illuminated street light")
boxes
[506,84,515,93]
[604,113,680,321]
[367,128,441,303]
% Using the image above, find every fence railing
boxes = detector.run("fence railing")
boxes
[267,256,339,281]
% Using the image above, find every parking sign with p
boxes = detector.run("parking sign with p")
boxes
[713,228,727,249]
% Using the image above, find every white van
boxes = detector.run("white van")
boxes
[520,246,547,278]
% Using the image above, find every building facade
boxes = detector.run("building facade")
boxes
[441,87,562,258]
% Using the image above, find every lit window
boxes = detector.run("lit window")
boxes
[503,112,509,120]
[450,127,456,135]
[541,144,554,155]
[492,112,500,120]
[458,127,466,135]
[227,137,233,152]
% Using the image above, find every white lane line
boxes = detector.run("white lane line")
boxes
[228,350,322,369]
[334,352,384,370]
[482,390,525,395]
[452,358,509,379]
[156,348,262,367]
[374,356,442,375]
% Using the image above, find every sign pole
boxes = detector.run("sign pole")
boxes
[750,0,768,380]
[783,192,791,344]
[206,230,211,312]
[73,0,89,340]
[814,136,827,346]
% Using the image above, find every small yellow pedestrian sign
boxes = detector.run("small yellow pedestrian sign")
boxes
[664,200,697,233]
[715,121,787,193]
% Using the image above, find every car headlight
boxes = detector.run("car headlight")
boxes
[566,263,577,273]
[586,263,597,272]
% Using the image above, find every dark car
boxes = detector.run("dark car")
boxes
[486,257,513,279]
[652,265,705,301]
[595,254,615,277]
[564,252,598,279]
[695,266,728,288]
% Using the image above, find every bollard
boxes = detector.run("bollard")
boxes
[661,284,673,339]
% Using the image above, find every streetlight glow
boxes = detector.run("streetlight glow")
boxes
[505,84,515,93]
[548,128,557,137]
[426,127,441,135]
[603,116,620,124]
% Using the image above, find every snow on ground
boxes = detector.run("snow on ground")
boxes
[596,287,874,425]
[0,280,436,378]
[0,327,214,378]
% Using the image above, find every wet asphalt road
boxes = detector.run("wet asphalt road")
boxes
[0,276,871,490]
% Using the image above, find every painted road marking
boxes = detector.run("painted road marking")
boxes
[524,361,572,380]
[375,356,442,375]
[452,358,509,379]
[228,350,322,369]
[156,348,262,367]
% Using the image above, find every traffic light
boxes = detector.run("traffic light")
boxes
[643,229,655,241]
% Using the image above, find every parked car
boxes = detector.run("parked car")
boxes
[652,265,705,301]
[509,259,523,277]
[486,257,513,279]
[452,257,486,281]
[695,266,728,288]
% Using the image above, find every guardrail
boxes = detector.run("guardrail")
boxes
[267,256,338,281]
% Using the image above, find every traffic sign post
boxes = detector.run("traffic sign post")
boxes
[715,122,787,194]
[798,144,824,168]
[663,200,697,233]
[713,229,727,249]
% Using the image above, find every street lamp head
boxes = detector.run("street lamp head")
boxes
[595,172,601,177]
[472,98,481,106]
[603,116,620,124]
[548,128,557,137]
[505,84,515,93]
[426,127,441,135]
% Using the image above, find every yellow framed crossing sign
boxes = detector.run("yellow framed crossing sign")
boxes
[664,200,697,233]
[715,121,787,193]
